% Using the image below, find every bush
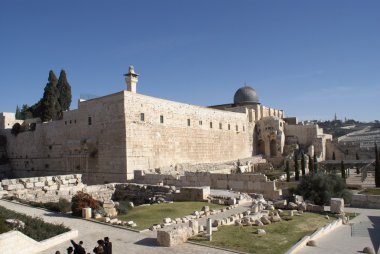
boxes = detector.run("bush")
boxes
[71,191,100,216]
[0,205,69,241]
[116,201,133,215]
[57,198,72,213]
[295,173,352,206]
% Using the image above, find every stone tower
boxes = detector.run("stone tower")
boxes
[124,65,139,93]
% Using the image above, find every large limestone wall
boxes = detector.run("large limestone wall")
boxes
[1,92,127,184]
[123,91,254,176]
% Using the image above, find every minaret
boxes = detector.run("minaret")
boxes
[124,65,139,93]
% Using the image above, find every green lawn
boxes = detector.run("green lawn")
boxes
[0,205,70,241]
[117,201,224,230]
[359,188,380,195]
[190,212,331,254]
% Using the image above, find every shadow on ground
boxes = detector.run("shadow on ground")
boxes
[134,237,158,247]
[368,216,380,254]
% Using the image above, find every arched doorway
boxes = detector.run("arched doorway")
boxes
[258,140,265,155]
[270,139,277,157]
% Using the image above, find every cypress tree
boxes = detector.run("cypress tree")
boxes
[40,70,60,122]
[375,143,380,187]
[20,104,33,120]
[15,105,21,120]
[332,152,336,160]
[308,155,314,174]
[314,154,318,173]
[294,153,300,181]
[285,160,290,182]
[301,153,306,176]
[341,160,346,181]
[57,69,72,112]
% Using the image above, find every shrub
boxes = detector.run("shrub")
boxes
[0,205,69,241]
[57,198,72,213]
[71,191,100,216]
[116,201,133,215]
[295,173,352,206]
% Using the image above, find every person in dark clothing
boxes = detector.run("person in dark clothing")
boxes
[104,237,112,254]
[93,240,105,254]
[70,239,86,254]
[67,246,74,254]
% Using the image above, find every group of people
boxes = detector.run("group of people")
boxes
[54,237,112,254]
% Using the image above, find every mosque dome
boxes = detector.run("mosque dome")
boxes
[233,86,260,105]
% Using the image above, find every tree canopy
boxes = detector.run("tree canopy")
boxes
[57,69,72,112]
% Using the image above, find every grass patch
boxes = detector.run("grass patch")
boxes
[359,188,380,195]
[190,212,331,254]
[0,205,70,241]
[117,201,224,230]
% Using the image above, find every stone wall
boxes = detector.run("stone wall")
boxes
[134,171,281,200]
[351,194,380,209]
[0,174,85,202]
[1,91,127,184]
[123,91,254,176]
[112,183,173,205]
[285,124,332,160]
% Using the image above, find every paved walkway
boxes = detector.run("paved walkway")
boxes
[297,207,380,254]
[0,200,244,254]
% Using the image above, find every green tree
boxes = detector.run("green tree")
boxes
[340,160,346,181]
[294,153,300,181]
[20,104,33,120]
[57,69,72,112]
[301,153,306,176]
[375,143,380,187]
[332,152,336,160]
[308,155,314,174]
[40,71,61,122]
[15,105,21,120]
[296,173,352,206]
[314,154,318,173]
[285,160,290,182]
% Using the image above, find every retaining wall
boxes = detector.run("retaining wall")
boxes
[351,194,380,209]
[134,171,282,200]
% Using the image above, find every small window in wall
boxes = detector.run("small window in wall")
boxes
[199,120,202,125]
[65,121,67,125]
[210,122,213,128]
[243,125,245,132]
[88,117,92,125]
[70,120,72,124]
[187,119,191,126]
[236,125,239,131]
[160,115,164,124]
[219,123,222,129]
[228,124,231,130]
[140,113,145,122]
[74,120,77,124]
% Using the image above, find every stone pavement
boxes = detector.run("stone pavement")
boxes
[297,207,380,254]
[0,199,242,254]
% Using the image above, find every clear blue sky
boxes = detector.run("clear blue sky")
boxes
[1,0,379,121]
